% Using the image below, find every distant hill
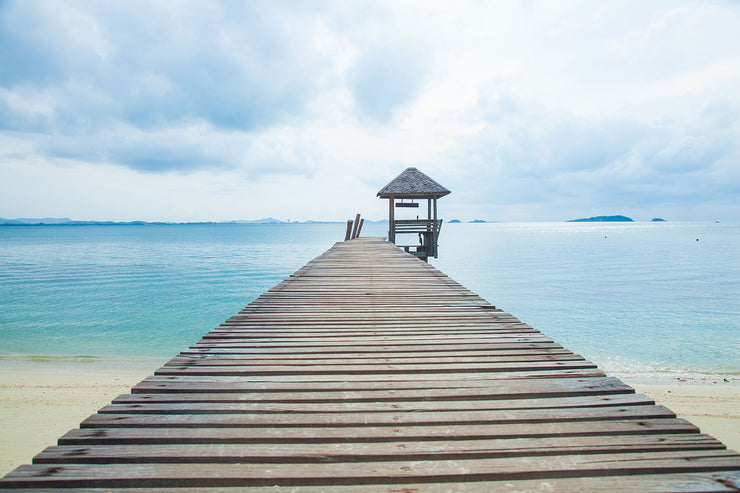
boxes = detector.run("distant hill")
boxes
[448,219,461,223]
[0,217,72,225]
[0,217,348,226]
[651,218,666,222]
[469,219,487,223]
[1,218,175,225]
[568,215,634,222]
[228,218,285,224]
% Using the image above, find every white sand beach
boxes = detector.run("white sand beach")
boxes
[0,363,154,477]
[630,381,740,454]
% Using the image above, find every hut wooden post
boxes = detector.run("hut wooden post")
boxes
[388,197,395,243]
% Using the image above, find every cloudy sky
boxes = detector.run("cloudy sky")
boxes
[1,1,739,222]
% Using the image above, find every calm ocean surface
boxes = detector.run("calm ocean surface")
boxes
[1,222,738,381]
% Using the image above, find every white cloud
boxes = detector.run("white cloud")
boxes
[1,0,739,221]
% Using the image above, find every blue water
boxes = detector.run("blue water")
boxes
[1,222,738,380]
[436,222,740,379]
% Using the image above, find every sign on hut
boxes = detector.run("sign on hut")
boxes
[377,167,451,260]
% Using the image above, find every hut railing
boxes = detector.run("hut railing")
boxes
[390,219,443,259]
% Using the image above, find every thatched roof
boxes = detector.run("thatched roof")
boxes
[377,167,451,199]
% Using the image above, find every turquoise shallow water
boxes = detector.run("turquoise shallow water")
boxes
[435,221,740,380]
[1,221,738,380]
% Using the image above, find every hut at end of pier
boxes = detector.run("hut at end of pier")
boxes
[377,167,451,260]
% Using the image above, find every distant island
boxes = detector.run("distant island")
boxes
[0,217,357,226]
[469,219,487,223]
[651,218,666,222]
[448,219,461,223]
[568,215,634,222]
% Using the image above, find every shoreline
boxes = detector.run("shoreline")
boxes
[1,366,739,478]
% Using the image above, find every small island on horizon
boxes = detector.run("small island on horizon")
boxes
[568,215,634,222]
[0,217,379,226]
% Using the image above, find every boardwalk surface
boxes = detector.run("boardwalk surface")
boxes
[2,237,740,491]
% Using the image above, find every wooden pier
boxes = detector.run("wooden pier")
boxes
[2,237,740,490]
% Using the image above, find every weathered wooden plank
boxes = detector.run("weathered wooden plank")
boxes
[187,342,557,353]
[235,304,507,310]
[58,419,702,445]
[5,451,740,488]
[190,337,555,348]
[197,333,544,343]
[203,328,539,338]
[99,393,654,415]
[80,405,676,428]
[34,434,726,464]
[120,377,634,403]
[9,472,740,492]
[166,352,577,365]
[228,308,514,314]
[179,341,565,355]
[219,320,518,328]
[132,370,608,393]
[130,375,627,396]
[164,353,582,367]
[153,360,596,376]
[152,368,602,382]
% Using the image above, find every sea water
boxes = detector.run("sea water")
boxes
[0,221,738,381]
[435,221,739,381]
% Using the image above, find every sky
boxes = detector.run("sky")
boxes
[1,1,739,222]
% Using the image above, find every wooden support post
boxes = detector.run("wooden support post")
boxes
[357,218,364,238]
[432,198,439,258]
[388,197,395,243]
[351,214,361,239]
[344,220,353,241]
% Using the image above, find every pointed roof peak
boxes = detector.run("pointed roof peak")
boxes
[377,167,451,198]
